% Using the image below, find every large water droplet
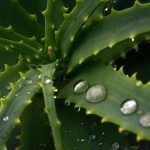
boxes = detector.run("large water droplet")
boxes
[73,80,89,94]
[3,116,9,122]
[25,78,33,85]
[120,99,137,115]
[43,76,51,84]
[111,142,120,150]
[86,84,107,103]
[139,112,150,127]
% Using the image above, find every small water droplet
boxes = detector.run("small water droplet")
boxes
[99,142,103,146]
[86,84,107,103]
[38,74,41,79]
[104,7,109,12]
[120,99,137,115]
[112,64,117,71]
[88,134,96,141]
[73,80,89,94]
[111,142,120,150]
[25,79,32,85]
[26,91,31,95]
[43,76,51,84]
[81,139,85,142]
[53,96,57,99]
[136,81,142,87]
[101,131,105,135]
[3,116,9,122]
[139,112,150,127]
[5,84,11,90]
[131,38,135,42]
[15,94,18,97]
[54,88,58,92]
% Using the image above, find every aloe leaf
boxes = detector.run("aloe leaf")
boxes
[57,101,130,150]
[0,60,27,98]
[20,95,54,150]
[18,0,47,26]
[67,2,150,72]
[0,26,41,49]
[0,0,44,40]
[56,0,108,57]
[0,45,18,69]
[0,69,40,149]
[0,38,43,61]
[41,63,62,150]
[44,0,64,52]
[59,62,150,141]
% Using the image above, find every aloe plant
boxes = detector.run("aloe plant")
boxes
[0,0,150,149]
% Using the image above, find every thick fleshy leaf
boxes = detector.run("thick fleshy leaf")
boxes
[59,62,150,141]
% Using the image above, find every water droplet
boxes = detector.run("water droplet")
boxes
[81,139,85,142]
[25,79,32,85]
[99,142,103,146]
[43,76,51,84]
[112,64,117,71]
[53,96,57,99]
[88,134,96,141]
[136,81,142,87]
[73,80,89,94]
[86,84,107,103]
[120,99,137,115]
[5,84,11,90]
[38,74,41,79]
[104,7,109,12]
[15,94,18,97]
[111,142,120,150]
[3,116,9,122]
[26,91,31,95]
[139,112,150,127]
[131,38,135,42]
[54,88,58,92]
[101,131,105,135]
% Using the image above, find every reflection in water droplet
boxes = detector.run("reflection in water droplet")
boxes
[86,84,107,103]
[5,84,11,90]
[139,112,150,127]
[120,99,137,115]
[25,79,33,85]
[111,142,120,150]
[104,7,109,12]
[43,76,51,84]
[3,116,9,122]
[73,80,89,94]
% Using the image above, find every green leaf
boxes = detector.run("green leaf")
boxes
[20,95,54,150]
[57,101,130,150]
[67,2,150,72]
[0,69,40,148]
[56,0,108,57]
[0,25,41,49]
[0,0,44,40]
[59,62,150,141]
[0,38,43,62]
[41,63,62,150]
[0,60,27,98]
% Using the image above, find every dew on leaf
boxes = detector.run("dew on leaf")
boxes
[86,84,107,103]
[5,84,11,90]
[73,80,89,94]
[25,78,33,85]
[120,99,137,115]
[111,142,120,150]
[43,76,51,84]
[88,134,96,141]
[139,112,150,127]
[3,116,9,122]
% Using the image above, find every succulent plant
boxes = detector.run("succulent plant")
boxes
[0,0,150,149]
